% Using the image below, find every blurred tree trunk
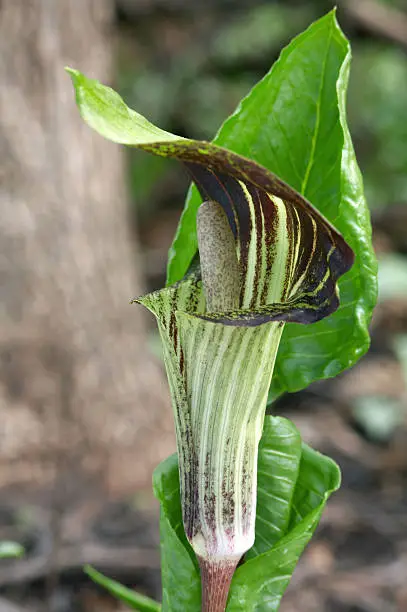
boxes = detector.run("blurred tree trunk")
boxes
[0,0,173,497]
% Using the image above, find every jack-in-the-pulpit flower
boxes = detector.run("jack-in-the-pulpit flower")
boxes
[67,69,354,611]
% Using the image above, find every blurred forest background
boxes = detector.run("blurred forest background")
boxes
[1,0,407,610]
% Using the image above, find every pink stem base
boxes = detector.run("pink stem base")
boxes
[198,556,240,612]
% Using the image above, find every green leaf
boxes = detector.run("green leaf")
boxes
[153,456,201,611]
[153,417,340,610]
[84,566,161,612]
[167,10,377,397]
[227,506,325,611]
[65,67,179,146]
[288,442,341,529]
[0,541,24,559]
[247,418,302,559]
[247,417,340,558]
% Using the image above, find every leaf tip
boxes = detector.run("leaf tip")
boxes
[65,66,90,106]
[64,65,77,76]
[65,66,83,87]
[83,563,93,576]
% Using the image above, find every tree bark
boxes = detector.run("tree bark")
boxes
[0,0,174,496]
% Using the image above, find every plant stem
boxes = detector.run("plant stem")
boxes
[198,556,240,612]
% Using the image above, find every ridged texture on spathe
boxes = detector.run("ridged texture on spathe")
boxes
[177,313,283,557]
[136,275,283,559]
[135,272,205,532]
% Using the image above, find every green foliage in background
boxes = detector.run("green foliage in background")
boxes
[348,44,407,207]
[0,541,24,559]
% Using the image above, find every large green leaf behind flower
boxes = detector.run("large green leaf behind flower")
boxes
[167,10,377,398]
[153,416,340,611]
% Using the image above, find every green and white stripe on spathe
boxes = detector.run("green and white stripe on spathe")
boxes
[177,313,284,559]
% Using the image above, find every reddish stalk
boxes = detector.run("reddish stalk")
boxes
[198,556,240,612]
